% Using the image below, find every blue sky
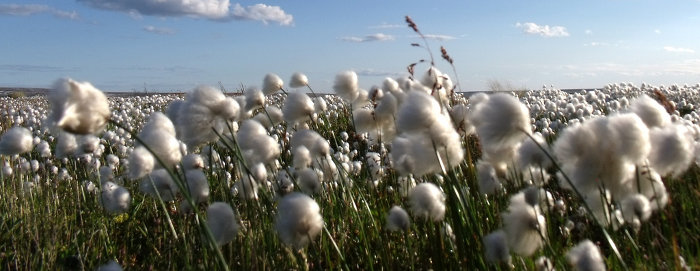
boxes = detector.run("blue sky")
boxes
[2,1,699,92]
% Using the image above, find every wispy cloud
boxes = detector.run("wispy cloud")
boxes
[515,22,569,37]
[77,1,293,25]
[559,59,700,77]
[231,3,293,25]
[0,64,78,72]
[355,68,404,77]
[0,4,80,20]
[419,34,457,41]
[369,22,402,29]
[340,33,395,43]
[143,25,175,35]
[664,46,695,53]
[584,29,593,35]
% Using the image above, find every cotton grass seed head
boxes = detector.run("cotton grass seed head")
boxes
[289,72,309,88]
[48,78,110,135]
[275,192,323,249]
[0,126,34,155]
[333,70,359,102]
[409,182,446,222]
[566,240,606,271]
[262,73,284,95]
[206,202,240,246]
[386,205,411,231]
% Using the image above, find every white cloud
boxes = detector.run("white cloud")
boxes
[654,29,661,34]
[369,22,401,29]
[77,1,294,25]
[516,22,569,37]
[421,34,457,41]
[355,68,404,77]
[143,25,175,35]
[0,4,79,20]
[231,3,293,25]
[558,59,700,77]
[664,46,695,53]
[341,33,395,42]
[585,29,592,35]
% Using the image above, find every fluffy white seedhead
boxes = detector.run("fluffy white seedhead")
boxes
[471,93,531,150]
[648,124,694,177]
[607,113,650,164]
[516,132,552,169]
[139,113,182,168]
[127,146,154,180]
[566,240,606,271]
[313,97,327,113]
[420,66,444,90]
[48,78,110,134]
[97,260,123,271]
[262,73,284,95]
[502,194,546,256]
[629,94,671,128]
[289,72,309,88]
[386,205,411,231]
[620,194,652,224]
[293,145,312,169]
[56,131,78,158]
[237,120,280,165]
[483,230,511,264]
[477,161,502,195]
[139,169,179,201]
[186,169,210,204]
[176,86,232,150]
[296,167,321,195]
[449,104,474,135]
[283,92,315,124]
[253,105,284,128]
[0,126,33,155]
[409,183,446,222]
[211,97,240,122]
[333,70,359,102]
[244,88,265,112]
[206,202,240,246]
[275,192,324,249]
[396,91,442,133]
[101,182,131,214]
[290,129,329,158]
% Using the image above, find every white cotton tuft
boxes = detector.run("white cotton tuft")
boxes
[333,70,359,102]
[566,240,606,271]
[449,104,474,135]
[56,131,78,158]
[293,145,312,169]
[101,181,131,214]
[409,183,446,222]
[477,161,502,195]
[139,169,179,201]
[211,97,240,122]
[206,202,240,246]
[244,88,265,112]
[262,73,284,95]
[396,91,442,133]
[648,124,694,177]
[186,169,209,204]
[386,205,411,231]
[620,194,652,224]
[296,167,321,195]
[0,126,34,155]
[629,94,671,128]
[283,92,315,124]
[502,194,546,256]
[484,230,511,264]
[127,146,154,180]
[182,153,204,170]
[236,120,280,165]
[275,192,324,249]
[48,78,110,134]
[471,93,531,149]
[290,129,329,158]
[289,72,309,88]
[138,112,182,168]
[253,105,283,128]
[608,113,650,164]
[516,132,552,169]
[97,260,123,271]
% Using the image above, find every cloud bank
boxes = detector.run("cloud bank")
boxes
[0,4,80,20]
[77,0,293,25]
[341,33,395,42]
[516,22,569,37]
[143,25,175,35]
[664,46,695,53]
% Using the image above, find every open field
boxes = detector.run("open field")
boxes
[1,76,699,270]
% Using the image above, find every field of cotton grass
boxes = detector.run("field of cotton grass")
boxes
[2,19,700,271]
